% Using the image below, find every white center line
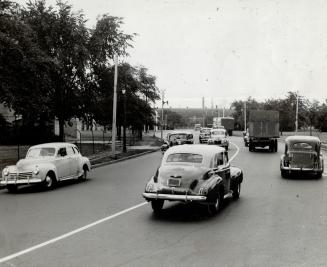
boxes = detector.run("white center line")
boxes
[0,202,147,264]
[229,142,240,162]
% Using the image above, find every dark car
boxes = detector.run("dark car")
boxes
[280,136,324,178]
[143,144,243,215]
[161,131,194,154]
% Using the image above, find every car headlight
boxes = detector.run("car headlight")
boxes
[3,168,9,176]
[33,166,40,175]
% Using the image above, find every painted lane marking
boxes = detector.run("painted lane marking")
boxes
[229,142,240,163]
[0,202,147,264]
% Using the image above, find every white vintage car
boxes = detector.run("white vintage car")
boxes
[1,142,91,192]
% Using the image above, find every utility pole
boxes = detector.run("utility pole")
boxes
[111,54,118,155]
[295,91,299,133]
[244,101,247,131]
[202,97,205,127]
[160,90,168,141]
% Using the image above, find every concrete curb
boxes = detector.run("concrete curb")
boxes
[0,148,161,191]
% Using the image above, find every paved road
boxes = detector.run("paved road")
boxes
[1,132,327,266]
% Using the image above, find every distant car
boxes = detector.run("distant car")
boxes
[243,131,249,147]
[143,144,243,215]
[199,127,211,143]
[1,143,91,192]
[208,129,229,150]
[194,124,201,131]
[161,131,194,154]
[280,136,324,178]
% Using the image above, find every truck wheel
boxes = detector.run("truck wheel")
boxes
[151,200,164,213]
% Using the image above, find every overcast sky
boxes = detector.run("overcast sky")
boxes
[17,0,327,108]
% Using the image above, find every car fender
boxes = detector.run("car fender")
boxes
[37,163,58,181]
[79,156,91,172]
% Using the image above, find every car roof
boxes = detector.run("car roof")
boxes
[285,135,320,144]
[29,142,76,149]
[162,144,226,166]
[168,131,193,134]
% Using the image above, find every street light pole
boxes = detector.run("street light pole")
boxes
[122,88,127,153]
[295,91,299,133]
[111,54,118,155]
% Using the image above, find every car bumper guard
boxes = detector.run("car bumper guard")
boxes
[143,192,207,202]
[0,178,43,185]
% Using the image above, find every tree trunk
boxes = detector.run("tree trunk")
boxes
[59,118,65,142]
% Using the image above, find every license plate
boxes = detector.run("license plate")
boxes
[168,178,181,187]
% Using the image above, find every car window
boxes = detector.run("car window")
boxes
[166,153,203,163]
[169,134,187,140]
[67,146,75,156]
[217,152,224,166]
[211,130,225,135]
[26,147,56,158]
[57,147,67,157]
[291,142,314,151]
[73,146,80,154]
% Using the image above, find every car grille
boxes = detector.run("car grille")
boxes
[8,172,33,180]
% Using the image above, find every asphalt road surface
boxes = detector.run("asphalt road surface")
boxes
[1,132,327,266]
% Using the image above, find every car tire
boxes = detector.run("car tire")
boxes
[275,140,278,152]
[43,173,56,190]
[208,189,223,215]
[7,185,18,193]
[151,200,164,213]
[281,170,288,178]
[316,172,322,179]
[79,166,88,181]
[232,183,241,200]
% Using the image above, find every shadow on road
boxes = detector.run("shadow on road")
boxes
[3,179,91,195]
[148,199,240,223]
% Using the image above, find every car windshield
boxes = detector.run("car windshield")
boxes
[169,134,187,140]
[26,147,56,158]
[200,129,210,134]
[290,142,315,151]
[166,153,203,163]
[211,130,225,135]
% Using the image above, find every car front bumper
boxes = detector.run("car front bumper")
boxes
[143,192,207,202]
[0,178,43,185]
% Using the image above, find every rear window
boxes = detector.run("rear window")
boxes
[166,153,203,163]
[291,142,314,151]
[211,130,225,135]
[200,129,210,134]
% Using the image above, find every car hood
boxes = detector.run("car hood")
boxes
[16,158,54,170]
[158,164,209,189]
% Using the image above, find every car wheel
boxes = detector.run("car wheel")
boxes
[44,173,56,190]
[316,172,322,179]
[7,185,18,193]
[281,170,288,178]
[232,183,241,200]
[151,200,164,213]
[208,190,222,215]
[79,166,88,181]
[275,140,278,152]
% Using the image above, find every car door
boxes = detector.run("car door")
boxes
[55,147,70,179]
[216,152,231,194]
[67,145,79,177]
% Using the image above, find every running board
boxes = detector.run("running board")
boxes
[224,191,233,200]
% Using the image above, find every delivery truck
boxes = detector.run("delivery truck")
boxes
[248,110,279,152]
[213,117,234,136]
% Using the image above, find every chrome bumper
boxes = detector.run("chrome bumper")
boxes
[143,192,207,202]
[281,166,323,172]
[0,178,43,185]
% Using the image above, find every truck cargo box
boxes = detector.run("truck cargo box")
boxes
[221,117,234,130]
[249,110,279,138]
